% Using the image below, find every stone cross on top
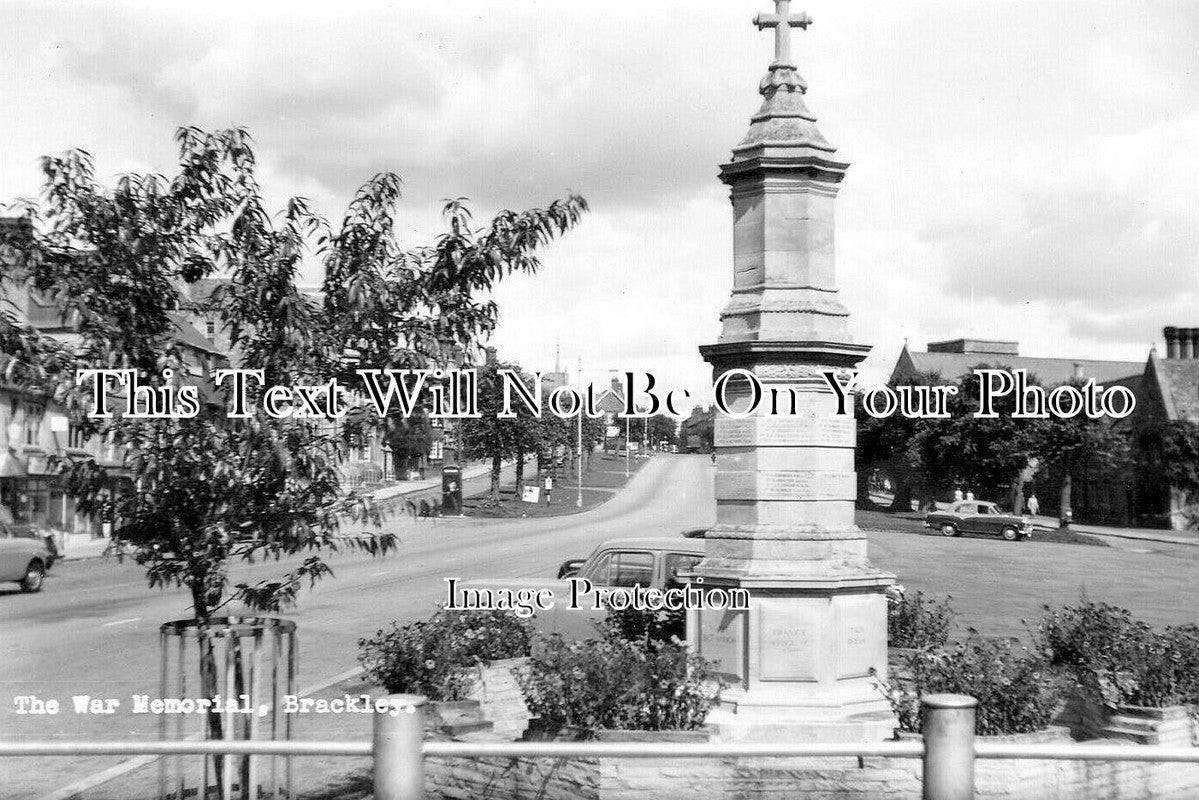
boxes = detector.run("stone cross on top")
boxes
[754,0,811,68]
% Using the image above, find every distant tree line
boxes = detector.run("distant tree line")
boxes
[857,367,1130,522]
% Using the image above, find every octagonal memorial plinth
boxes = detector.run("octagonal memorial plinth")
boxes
[689,355,896,743]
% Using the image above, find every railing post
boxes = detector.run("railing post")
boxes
[922,693,977,800]
[373,694,426,800]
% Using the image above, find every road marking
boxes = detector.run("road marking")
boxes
[373,570,389,576]
[101,617,141,627]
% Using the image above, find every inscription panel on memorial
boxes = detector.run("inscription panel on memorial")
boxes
[715,469,855,501]
[699,609,746,685]
[835,596,884,679]
[758,599,820,682]
[716,415,853,448]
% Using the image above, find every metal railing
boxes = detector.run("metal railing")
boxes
[5,693,1199,800]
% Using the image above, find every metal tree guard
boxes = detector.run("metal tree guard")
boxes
[159,617,298,800]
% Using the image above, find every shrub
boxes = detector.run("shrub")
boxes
[597,605,687,650]
[1036,602,1149,671]
[880,636,1065,736]
[521,609,720,733]
[888,591,955,650]
[358,610,532,701]
[520,634,718,732]
[1036,602,1199,708]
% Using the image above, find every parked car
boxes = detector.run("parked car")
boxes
[458,536,706,639]
[0,521,55,592]
[924,501,1034,541]
[0,506,56,569]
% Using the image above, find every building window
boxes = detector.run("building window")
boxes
[24,403,44,446]
[68,423,89,450]
[205,320,216,340]
[429,440,444,461]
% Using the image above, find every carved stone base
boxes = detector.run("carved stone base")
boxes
[706,707,898,744]
[690,565,897,743]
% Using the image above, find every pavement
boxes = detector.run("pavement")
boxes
[915,495,1199,548]
[56,458,524,562]
[1029,516,1199,548]
[366,458,508,507]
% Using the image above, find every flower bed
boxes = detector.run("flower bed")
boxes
[358,609,532,700]
[881,636,1066,736]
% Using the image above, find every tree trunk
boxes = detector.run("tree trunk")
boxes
[856,470,873,508]
[890,477,914,512]
[515,448,526,490]
[1059,472,1073,528]
[1010,482,1024,515]
[490,455,502,503]
[198,627,224,788]
[191,587,227,791]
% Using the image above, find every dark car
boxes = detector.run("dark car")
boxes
[924,501,1034,541]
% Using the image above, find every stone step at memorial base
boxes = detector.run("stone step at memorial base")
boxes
[428,699,495,737]
[1102,706,1193,746]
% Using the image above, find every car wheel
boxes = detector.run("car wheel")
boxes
[940,523,958,537]
[1001,527,1019,542]
[20,560,44,593]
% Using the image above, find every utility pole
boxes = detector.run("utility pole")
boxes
[625,414,631,477]
[576,356,583,508]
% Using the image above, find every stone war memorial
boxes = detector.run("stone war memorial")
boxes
[689,0,897,743]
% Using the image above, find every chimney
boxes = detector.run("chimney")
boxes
[1072,363,1084,381]
[1165,327,1180,359]
[1189,328,1199,360]
[1182,329,1196,360]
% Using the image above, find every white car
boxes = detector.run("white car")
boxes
[0,522,54,592]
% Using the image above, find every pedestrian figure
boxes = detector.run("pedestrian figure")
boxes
[953,488,963,502]
[543,473,554,505]
[965,490,975,502]
[1027,495,1040,516]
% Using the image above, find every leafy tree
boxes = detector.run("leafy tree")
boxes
[1160,420,1199,497]
[1034,381,1131,526]
[931,366,1048,502]
[1,127,587,770]
[385,412,434,477]
[317,176,587,462]
[856,371,942,510]
[458,360,532,503]
[857,367,1048,509]
[646,413,679,448]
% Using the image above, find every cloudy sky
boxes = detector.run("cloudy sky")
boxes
[2,0,1197,403]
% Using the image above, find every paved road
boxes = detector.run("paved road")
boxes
[0,454,714,799]
[6,454,1199,798]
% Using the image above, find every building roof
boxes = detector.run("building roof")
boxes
[892,343,1142,387]
[1147,353,1199,424]
[184,278,230,305]
[594,387,626,414]
[167,312,225,357]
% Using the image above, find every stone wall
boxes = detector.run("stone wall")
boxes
[466,657,531,739]
[421,681,1199,800]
